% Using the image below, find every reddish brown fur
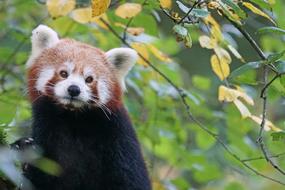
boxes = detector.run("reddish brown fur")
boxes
[27,39,123,109]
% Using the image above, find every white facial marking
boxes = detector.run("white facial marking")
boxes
[54,74,91,107]
[98,78,110,104]
[63,61,75,74]
[36,68,55,92]
[83,67,94,78]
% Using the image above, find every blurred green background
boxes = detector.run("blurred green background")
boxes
[1,0,285,189]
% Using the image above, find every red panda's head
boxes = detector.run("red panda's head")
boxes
[26,25,137,110]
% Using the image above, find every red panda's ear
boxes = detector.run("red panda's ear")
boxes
[26,25,59,68]
[106,48,138,91]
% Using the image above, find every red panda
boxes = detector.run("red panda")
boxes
[14,25,151,190]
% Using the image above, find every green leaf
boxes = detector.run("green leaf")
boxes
[271,131,285,141]
[0,127,7,144]
[191,8,210,18]
[230,61,263,78]
[257,26,285,35]
[276,61,285,73]
[131,14,158,36]
[184,90,200,105]
[173,24,188,37]
[173,25,192,48]
[218,1,241,23]
[0,101,17,125]
[0,47,13,63]
[140,0,160,9]
[225,182,245,190]
[175,1,191,13]
[176,1,209,18]
[222,0,247,19]
[267,50,285,64]
[196,130,216,149]
[34,158,62,176]
[193,163,221,182]
[192,75,211,90]
[280,75,285,88]
[185,32,192,48]
[171,178,190,189]
[249,0,272,10]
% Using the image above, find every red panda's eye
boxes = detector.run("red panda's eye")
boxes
[85,76,93,83]
[60,70,68,78]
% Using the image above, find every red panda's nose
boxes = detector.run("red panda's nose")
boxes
[68,85,81,97]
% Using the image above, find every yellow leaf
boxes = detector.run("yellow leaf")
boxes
[233,99,251,118]
[131,42,149,66]
[235,87,254,105]
[152,179,166,190]
[171,11,182,22]
[227,44,245,62]
[219,85,254,106]
[203,15,223,41]
[114,22,125,28]
[218,85,239,102]
[147,44,172,62]
[91,0,111,17]
[91,14,109,30]
[70,8,109,30]
[70,7,92,24]
[242,2,276,24]
[207,1,220,9]
[250,115,282,132]
[214,46,232,64]
[115,3,142,19]
[230,12,241,21]
[160,0,172,9]
[46,0,75,18]
[211,54,230,80]
[126,27,145,36]
[115,23,144,36]
[198,35,216,49]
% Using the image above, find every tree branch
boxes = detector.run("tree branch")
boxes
[222,12,285,177]
[257,66,285,176]
[123,18,134,41]
[242,152,285,162]
[177,0,201,24]
[227,19,266,60]
[260,73,282,98]
[99,17,285,186]
[123,0,148,41]
[224,16,278,74]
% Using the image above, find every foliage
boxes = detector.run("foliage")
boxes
[1,0,285,189]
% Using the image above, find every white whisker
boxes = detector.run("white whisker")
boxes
[89,98,111,120]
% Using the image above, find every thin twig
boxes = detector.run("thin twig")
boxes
[225,17,266,59]
[99,17,285,186]
[224,15,278,74]
[223,12,285,177]
[242,152,285,162]
[123,18,134,41]
[177,0,200,24]
[122,0,148,41]
[261,73,284,98]
[259,66,268,137]
[258,66,285,176]
[160,7,177,23]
